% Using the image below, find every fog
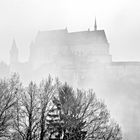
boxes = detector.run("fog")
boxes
[0,0,140,139]
[0,0,140,63]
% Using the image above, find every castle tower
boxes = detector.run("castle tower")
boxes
[10,39,19,64]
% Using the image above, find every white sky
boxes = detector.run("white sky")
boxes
[0,0,140,63]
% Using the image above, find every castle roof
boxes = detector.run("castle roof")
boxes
[35,29,67,45]
[68,30,108,45]
[35,28,108,46]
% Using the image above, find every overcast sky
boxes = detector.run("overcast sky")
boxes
[0,0,140,63]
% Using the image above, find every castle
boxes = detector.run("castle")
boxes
[7,20,140,139]
[8,19,140,88]
[9,20,112,84]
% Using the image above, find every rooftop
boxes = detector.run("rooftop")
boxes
[35,28,108,46]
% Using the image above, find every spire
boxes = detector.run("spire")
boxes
[10,38,19,64]
[94,18,97,31]
[11,39,18,51]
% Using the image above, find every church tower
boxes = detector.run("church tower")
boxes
[10,39,19,65]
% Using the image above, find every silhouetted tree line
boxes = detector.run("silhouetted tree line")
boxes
[0,74,122,140]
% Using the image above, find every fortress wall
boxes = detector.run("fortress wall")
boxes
[107,63,140,77]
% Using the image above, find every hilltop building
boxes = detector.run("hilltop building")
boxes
[9,20,140,87]
[9,20,113,84]
[7,20,140,140]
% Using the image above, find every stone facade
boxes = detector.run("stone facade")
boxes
[24,28,111,84]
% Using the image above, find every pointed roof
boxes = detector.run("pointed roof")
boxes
[68,30,108,45]
[34,27,108,46]
[10,39,18,53]
[35,28,68,45]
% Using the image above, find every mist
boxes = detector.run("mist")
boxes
[0,0,140,139]
[0,0,140,63]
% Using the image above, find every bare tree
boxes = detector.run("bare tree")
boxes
[0,74,20,139]
[11,77,122,140]
[13,76,57,140]
[13,82,40,140]
[38,76,56,140]
[47,83,122,140]
[102,122,122,140]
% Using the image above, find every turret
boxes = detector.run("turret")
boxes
[10,39,19,64]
